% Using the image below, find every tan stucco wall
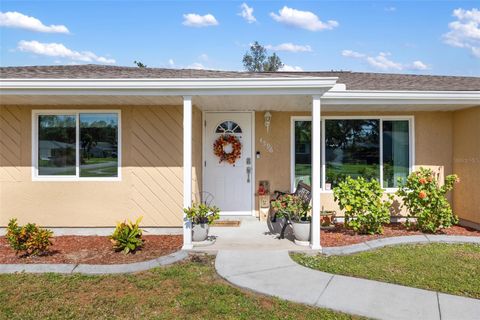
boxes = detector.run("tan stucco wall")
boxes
[254,111,454,215]
[453,106,480,225]
[0,104,202,228]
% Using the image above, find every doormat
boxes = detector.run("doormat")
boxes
[211,220,241,227]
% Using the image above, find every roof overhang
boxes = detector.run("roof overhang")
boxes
[1,78,479,111]
[322,89,480,106]
[0,77,338,96]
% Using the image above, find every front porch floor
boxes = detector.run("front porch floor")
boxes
[191,216,316,252]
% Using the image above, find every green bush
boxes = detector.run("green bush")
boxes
[6,218,53,256]
[333,177,393,234]
[110,216,144,254]
[183,203,220,225]
[396,168,459,233]
[271,194,312,222]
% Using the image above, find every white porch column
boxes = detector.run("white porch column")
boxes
[182,96,193,250]
[311,95,322,250]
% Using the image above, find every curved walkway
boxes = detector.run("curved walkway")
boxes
[216,236,480,320]
[0,250,188,275]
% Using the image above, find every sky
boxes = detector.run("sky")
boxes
[1,1,479,76]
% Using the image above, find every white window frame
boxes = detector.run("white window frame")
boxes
[290,115,415,193]
[32,110,122,182]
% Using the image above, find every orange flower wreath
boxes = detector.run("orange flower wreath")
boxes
[213,134,242,164]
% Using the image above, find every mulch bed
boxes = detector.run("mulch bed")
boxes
[0,235,183,265]
[321,224,480,247]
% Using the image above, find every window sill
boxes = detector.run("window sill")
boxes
[32,176,121,182]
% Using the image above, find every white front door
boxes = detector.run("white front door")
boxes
[203,112,253,215]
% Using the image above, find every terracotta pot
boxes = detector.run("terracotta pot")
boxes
[320,212,336,227]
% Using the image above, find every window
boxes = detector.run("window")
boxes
[325,119,380,188]
[382,120,410,188]
[292,119,312,188]
[33,111,120,180]
[215,121,242,134]
[291,116,412,191]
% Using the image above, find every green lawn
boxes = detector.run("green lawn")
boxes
[82,157,117,165]
[292,243,480,299]
[0,257,360,320]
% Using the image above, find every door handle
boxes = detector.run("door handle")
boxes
[246,166,251,183]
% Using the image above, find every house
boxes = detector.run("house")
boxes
[1,64,479,249]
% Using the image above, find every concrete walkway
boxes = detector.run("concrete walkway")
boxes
[215,249,480,320]
[0,250,188,275]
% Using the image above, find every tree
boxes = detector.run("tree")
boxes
[134,60,147,68]
[242,41,283,72]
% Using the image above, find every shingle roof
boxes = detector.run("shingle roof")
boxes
[1,64,480,91]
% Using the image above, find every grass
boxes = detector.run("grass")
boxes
[292,243,480,299]
[0,256,360,320]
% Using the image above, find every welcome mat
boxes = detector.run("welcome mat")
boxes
[212,220,241,227]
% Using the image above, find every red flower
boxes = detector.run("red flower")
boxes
[419,178,427,184]
[418,191,427,199]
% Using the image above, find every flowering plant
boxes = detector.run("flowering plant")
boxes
[396,167,459,233]
[213,134,242,165]
[271,194,311,222]
[333,177,392,234]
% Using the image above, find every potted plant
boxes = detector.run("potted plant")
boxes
[320,210,336,228]
[183,203,220,242]
[271,194,312,244]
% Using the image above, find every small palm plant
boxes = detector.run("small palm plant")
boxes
[110,216,144,254]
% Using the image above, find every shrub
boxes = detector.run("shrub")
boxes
[183,203,220,225]
[271,194,311,222]
[6,218,53,256]
[396,168,459,233]
[333,177,393,234]
[110,216,144,254]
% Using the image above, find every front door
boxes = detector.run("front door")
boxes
[203,112,253,215]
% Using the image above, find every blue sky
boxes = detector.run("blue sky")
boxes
[1,1,479,75]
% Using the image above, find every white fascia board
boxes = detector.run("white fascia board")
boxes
[0,77,338,96]
[322,89,480,105]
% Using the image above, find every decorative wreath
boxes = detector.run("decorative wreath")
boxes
[213,134,242,164]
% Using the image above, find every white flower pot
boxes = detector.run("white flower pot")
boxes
[292,220,311,242]
[192,223,209,242]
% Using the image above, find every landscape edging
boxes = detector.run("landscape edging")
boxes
[0,250,188,275]
[321,235,480,256]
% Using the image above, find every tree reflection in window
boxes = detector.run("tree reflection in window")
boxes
[325,119,380,187]
[215,121,242,134]
[80,113,118,178]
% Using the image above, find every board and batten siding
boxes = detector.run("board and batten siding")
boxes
[0,105,202,228]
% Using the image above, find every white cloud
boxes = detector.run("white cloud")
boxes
[279,64,303,71]
[265,43,312,52]
[443,8,480,58]
[17,40,115,64]
[0,11,69,34]
[187,62,205,69]
[168,59,175,67]
[385,7,397,12]
[182,13,218,27]
[410,60,429,70]
[198,53,209,61]
[270,6,338,31]
[366,52,403,71]
[341,49,366,58]
[238,3,256,23]
[342,49,429,71]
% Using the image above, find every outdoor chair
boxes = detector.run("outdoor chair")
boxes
[270,180,312,239]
